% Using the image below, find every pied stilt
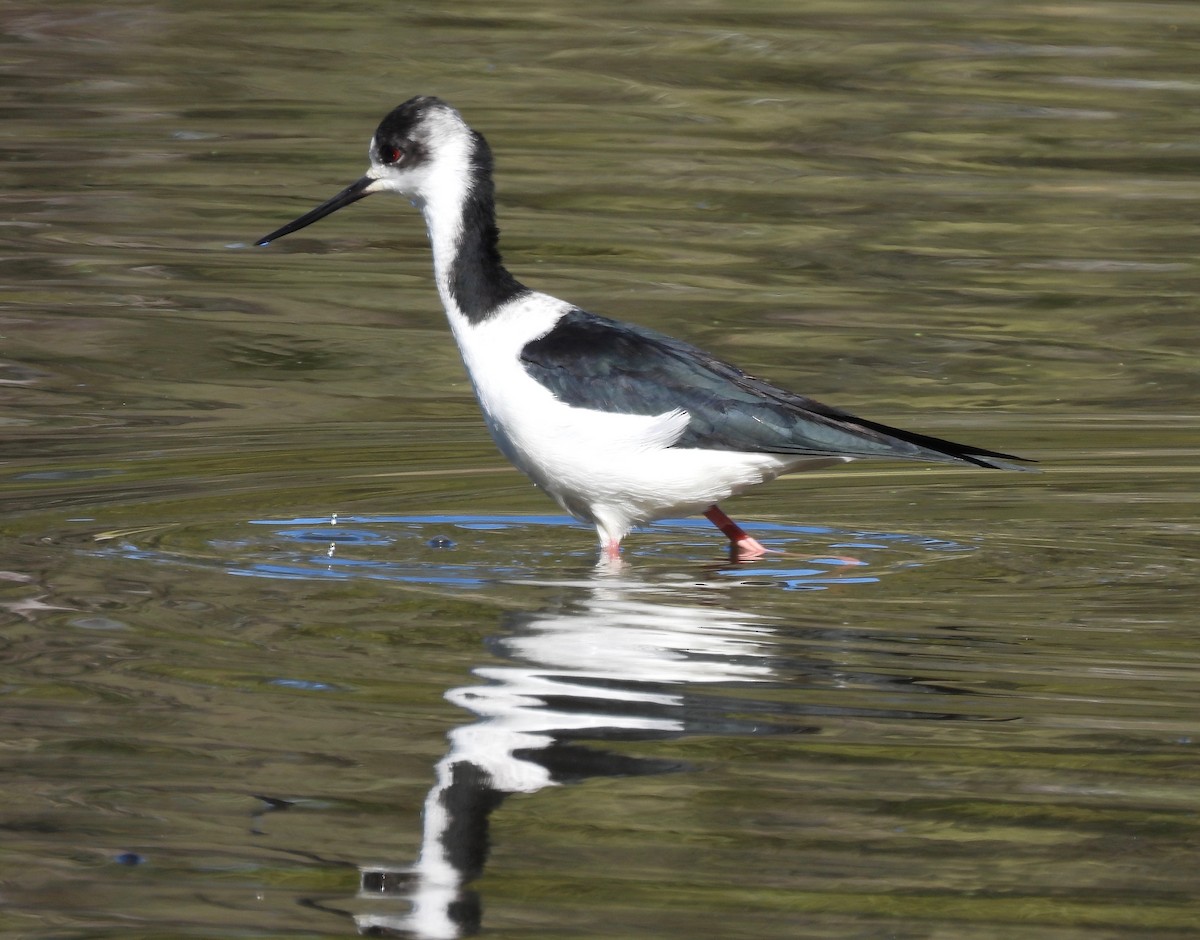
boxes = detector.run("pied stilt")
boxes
[257,96,1031,561]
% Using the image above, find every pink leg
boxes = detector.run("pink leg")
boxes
[602,539,622,562]
[703,505,770,559]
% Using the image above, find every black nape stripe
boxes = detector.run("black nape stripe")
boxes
[449,131,527,322]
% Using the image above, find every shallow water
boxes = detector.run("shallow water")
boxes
[3,2,1200,938]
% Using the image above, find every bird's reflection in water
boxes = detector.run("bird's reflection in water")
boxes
[354,574,782,937]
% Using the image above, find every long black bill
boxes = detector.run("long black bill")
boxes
[256,175,376,246]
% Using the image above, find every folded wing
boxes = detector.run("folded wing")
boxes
[520,309,1031,470]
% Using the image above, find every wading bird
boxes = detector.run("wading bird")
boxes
[258,97,1029,561]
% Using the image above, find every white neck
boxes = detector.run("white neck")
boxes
[415,147,474,322]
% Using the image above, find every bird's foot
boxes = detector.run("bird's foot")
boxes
[704,506,778,561]
[729,535,775,561]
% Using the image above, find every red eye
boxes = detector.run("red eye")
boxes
[388,147,403,164]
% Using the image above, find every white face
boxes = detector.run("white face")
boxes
[364,104,473,205]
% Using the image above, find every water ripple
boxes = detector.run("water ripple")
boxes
[95,512,978,592]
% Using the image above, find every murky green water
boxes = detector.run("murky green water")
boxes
[3,2,1199,937]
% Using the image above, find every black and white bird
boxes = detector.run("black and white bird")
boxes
[257,96,1030,561]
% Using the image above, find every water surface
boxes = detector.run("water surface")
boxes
[2,2,1199,938]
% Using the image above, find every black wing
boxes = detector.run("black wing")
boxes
[520,309,1031,469]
